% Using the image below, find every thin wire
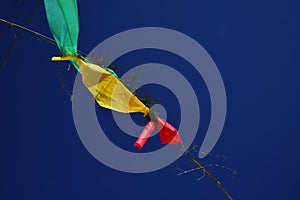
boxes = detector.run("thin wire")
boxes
[0,0,26,71]
[179,143,233,200]
[0,0,42,72]
[0,18,56,45]
[187,149,234,200]
[0,18,87,58]
[0,0,24,39]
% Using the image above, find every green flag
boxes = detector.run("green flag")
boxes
[44,0,79,57]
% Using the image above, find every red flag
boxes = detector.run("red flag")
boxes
[155,117,182,144]
[134,121,156,150]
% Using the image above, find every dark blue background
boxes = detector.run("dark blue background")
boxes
[0,0,299,199]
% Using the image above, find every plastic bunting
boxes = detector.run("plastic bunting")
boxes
[44,0,181,149]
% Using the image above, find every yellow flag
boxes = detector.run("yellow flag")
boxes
[52,56,149,116]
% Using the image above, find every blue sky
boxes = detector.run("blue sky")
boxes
[0,0,299,199]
